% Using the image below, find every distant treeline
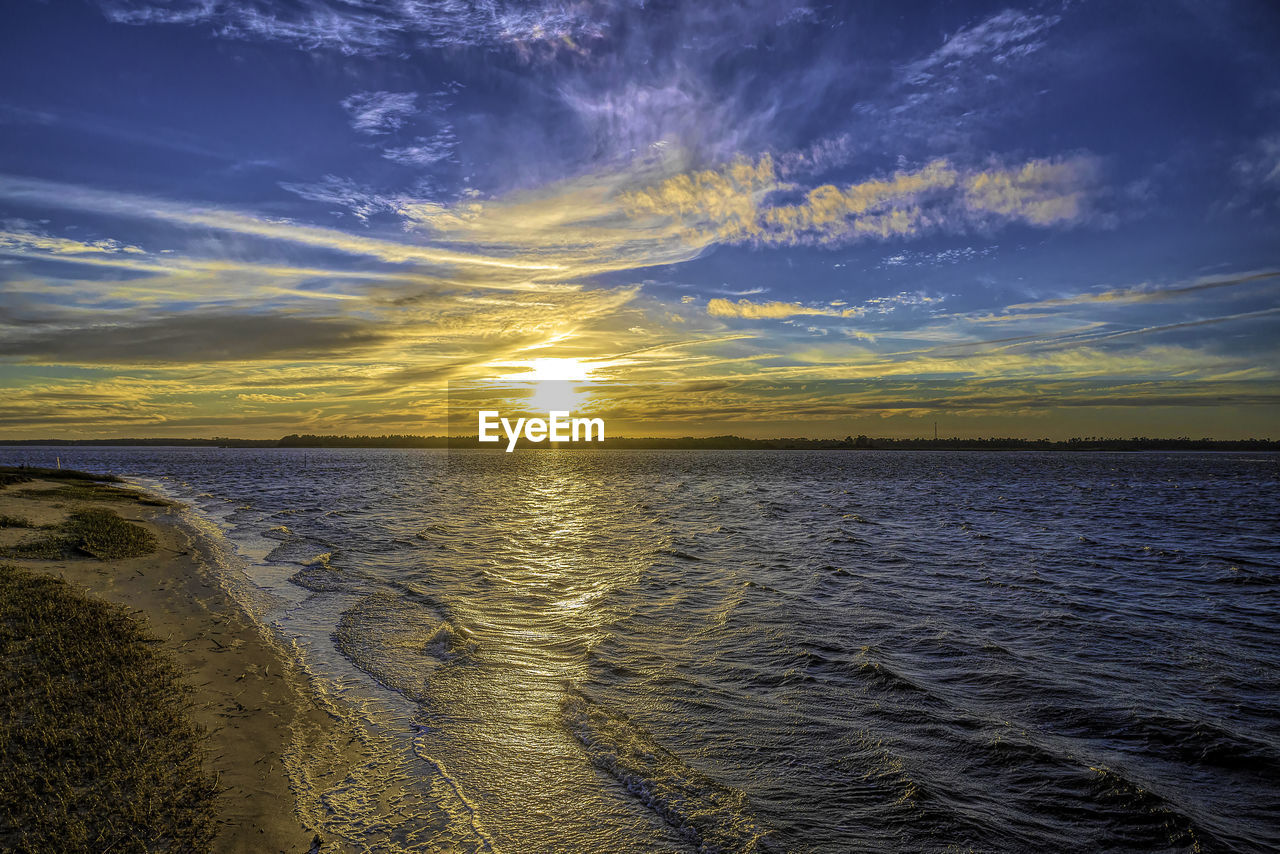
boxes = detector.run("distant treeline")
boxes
[1,434,1276,451]
[0,437,281,448]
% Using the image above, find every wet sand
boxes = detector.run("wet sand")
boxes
[0,478,339,853]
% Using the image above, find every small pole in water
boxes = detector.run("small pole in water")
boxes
[57,456,61,470]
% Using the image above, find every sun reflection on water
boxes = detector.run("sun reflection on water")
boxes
[413,451,682,852]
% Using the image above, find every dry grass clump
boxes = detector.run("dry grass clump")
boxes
[0,535,71,561]
[0,562,219,852]
[0,516,35,529]
[69,509,159,560]
[0,509,157,561]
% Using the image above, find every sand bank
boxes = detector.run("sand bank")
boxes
[0,473,342,853]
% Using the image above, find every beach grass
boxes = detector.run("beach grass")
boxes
[0,561,219,853]
[0,467,122,488]
[0,509,157,561]
[15,482,172,507]
[69,509,159,560]
[0,466,166,507]
[0,515,35,528]
[0,534,72,561]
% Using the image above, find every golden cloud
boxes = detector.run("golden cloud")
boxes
[706,297,863,320]
[618,153,1099,248]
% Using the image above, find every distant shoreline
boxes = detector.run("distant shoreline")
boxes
[1,436,1277,451]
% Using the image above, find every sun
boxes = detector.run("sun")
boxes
[507,358,594,413]
[525,358,593,382]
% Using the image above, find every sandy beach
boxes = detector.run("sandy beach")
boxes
[0,473,339,853]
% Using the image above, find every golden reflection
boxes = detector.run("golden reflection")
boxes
[420,451,670,851]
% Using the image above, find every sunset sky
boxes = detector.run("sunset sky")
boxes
[2,1,1278,438]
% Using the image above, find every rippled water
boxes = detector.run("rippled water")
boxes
[5,447,1279,853]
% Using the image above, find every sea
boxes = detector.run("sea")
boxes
[4,447,1278,853]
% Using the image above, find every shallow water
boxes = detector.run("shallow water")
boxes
[6,447,1279,853]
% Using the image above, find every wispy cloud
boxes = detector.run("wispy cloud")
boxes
[707,298,860,320]
[1006,270,1280,310]
[383,133,457,166]
[706,290,944,323]
[0,175,563,274]
[341,91,417,135]
[0,229,145,257]
[0,311,389,364]
[902,8,1062,87]
[278,175,401,222]
[878,245,998,268]
[97,0,613,57]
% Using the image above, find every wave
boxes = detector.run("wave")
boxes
[1041,705,1280,776]
[853,648,930,697]
[424,619,478,663]
[1206,560,1279,586]
[289,553,356,593]
[1084,764,1217,852]
[958,728,1223,851]
[332,592,476,706]
[562,689,780,853]
[265,537,335,565]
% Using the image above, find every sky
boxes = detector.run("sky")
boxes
[1,0,1278,439]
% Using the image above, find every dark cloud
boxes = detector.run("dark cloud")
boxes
[0,312,388,364]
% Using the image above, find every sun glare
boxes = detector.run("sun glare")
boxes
[503,359,593,413]
[526,358,593,382]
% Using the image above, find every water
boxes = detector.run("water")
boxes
[5,447,1278,853]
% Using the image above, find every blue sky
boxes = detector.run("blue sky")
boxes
[1,1,1278,437]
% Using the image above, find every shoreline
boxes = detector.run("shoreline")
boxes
[0,473,339,853]
[1,438,1276,452]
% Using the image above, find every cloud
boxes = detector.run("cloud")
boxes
[396,154,709,275]
[621,154,782,242]
[237,392,300,403]
[1006,270,1280,310]
[903,9,1061,86]
[843,7,1070,163]
[0,312,389,364]
[0,175,564,275]
[964,157,1101,226]
[341,91,417,135]
[707,290,944,322]
[382,133,457,166]
[278,175,401,221]
[0,229,145,257]
[97,0,612,57]
[1227,133,1280,212]
[878,245,997,268]
[862,291,945,314]
[707,298,858,320]
[623,153,1101,248]
[1237,134,1280,186]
